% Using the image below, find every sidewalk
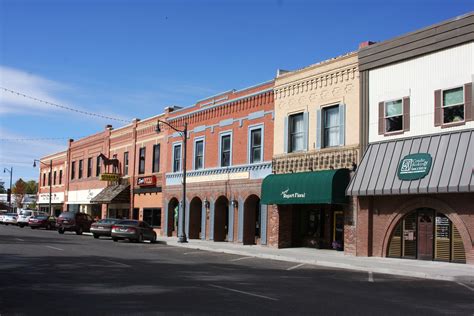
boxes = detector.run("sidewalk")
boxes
[157,236,474,285]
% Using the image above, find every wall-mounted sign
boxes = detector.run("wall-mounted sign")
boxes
[38,192,64,204]
[137,175,156,187]
[100,173,120,181]
[398,153,432,181]
[280,188,306,200]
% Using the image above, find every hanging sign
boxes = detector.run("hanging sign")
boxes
[397,153,432,181]
[137,175,156,187]
[99,173,120,181]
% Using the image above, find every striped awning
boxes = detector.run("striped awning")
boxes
[347,130,474,196]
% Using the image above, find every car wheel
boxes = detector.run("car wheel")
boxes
[93,234,99,239]
[138,234,144,243]
[58,228,65,234]
[112,238,118,242]
[150,233,157,243]
[76,226,83,235]
[31,226,36,229]
[19,224,24,228]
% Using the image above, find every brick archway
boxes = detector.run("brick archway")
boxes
[381,196,472,263]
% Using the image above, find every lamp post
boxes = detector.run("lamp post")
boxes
[156,119,188,243]
[33,159,53,216]
[3,167,13,211]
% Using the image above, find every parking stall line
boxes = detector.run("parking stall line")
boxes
[456,282,474,292]
[45,246,63,251]
[15,238,25,241]
[209,284,279,301]
[183,251,204,255]
[229,256,253,262]
[100,259,131,268]
[368,271,374,282]
[287,263,305,271]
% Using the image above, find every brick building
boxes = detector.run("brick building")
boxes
[163,81,274,245]
[348,13,474,264]
[37,150,68,215]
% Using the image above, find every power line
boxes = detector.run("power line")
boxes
[0,87,131,123]
[0,137,80,142]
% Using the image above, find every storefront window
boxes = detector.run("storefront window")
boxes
[143,208,161,228]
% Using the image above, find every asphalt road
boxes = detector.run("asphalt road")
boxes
[0,224,473,315]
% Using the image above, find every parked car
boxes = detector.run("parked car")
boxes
[3,213,18,225]
[90,218,120,239]
[56,212,94,235]
[29,215,56,230]
[111,220,157,243]
[0,211,8,224]
[17,210,48,228]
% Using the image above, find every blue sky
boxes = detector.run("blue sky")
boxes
[0,0,472,184]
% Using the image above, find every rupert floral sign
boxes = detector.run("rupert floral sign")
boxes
[398,153,432,181]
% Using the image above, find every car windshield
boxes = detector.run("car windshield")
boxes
[35,216,48,220]
[59,212,75,218]
[6,213,17,216]
[98,219,118,224]
[20,211,32,216]
[117,220,139,226]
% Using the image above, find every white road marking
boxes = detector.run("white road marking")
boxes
[229,256,253,262]
[45,246,63,251]
[183,251,203,255]
[209,284,278,301]
[101,259,131,268]
[287,263,305,271]
[15,238,24,241]
[368,271,374,282]
[456,282,474,292]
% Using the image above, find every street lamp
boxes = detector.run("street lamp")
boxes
[33,159,53,216]
[156,119,188,243]
[3,167,13,211]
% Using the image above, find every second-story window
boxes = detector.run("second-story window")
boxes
[152,144,160,173]
[112,154,118,173]
[123,152,129,175]
[42,173,46,186]
[78,160,83,179]
[139,147,146,174]
[87,158,92,177]
[323,106,340,148]
[53,170,57,185]
[71,161,76,180]
[96,156,101,177]
[173,144,182,172]
[59,170,62,185]
[250,127,262,164]
[443,87,464,124]
[289,113,304,152]
[48,172,51,186]
[194,139,204,170]
[220,134,231,167]
[384,99,403,133]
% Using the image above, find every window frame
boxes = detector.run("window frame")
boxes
[322,105,340,148]
[123,152,129,176]
[172,142,182,173]
[441,85,465,125]
[78,159,83,179]
[142,208,162,228]
[193,137,205,170]
[53,170,57,185]
[152,144,160,173]
[384,98,404,134]
[248,124,264,164]
[71,161,76,180]
[138,147,146,175]
[87,157,92,178]
[59,169,62,185]
[288,113,304,153]
[96,156,101,177]
[219,131,233,167]
[42,173,46,187]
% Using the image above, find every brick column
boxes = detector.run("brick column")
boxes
[356,196,373,257]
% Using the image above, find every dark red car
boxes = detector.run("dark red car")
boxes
[56,212,94,235]
[29,215,56,230]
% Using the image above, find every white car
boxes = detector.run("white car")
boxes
[3,213,18,225]
[17,210,47,228]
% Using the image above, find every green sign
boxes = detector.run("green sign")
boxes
[398,153,432,181]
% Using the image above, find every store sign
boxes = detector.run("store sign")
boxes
[137,175,156,187]
[99,173,120,181]
[397,153,432,181]
[280,188,306,199]
[38,192,64,204]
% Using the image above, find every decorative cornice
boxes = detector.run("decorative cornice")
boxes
[166,161,272,179]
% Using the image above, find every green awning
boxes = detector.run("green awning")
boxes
[261,169,350,205]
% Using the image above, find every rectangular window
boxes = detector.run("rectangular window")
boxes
[53,171,57,185]
[112,154,118,173]
[250,128,262,164]
[152,144,160,173]
[194,140,204,170]
[42,173,46,186]
[71,161,76,180]
[143,208,162,228]
[87,158,92,177]
[48,172,51,186]
[96,156,101,177]
[384,99,403,133]
[123,152,129,175]
[443,87,464,124]
[173,144,182,172]
[220,134,231,167]
[289,113,304,152]
[323,106,340,148]
[139,147,146,174]
[78,160,83,179]
[59,170,62,185]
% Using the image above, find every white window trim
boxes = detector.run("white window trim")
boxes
[321,104,341,149]
[441,85,465,124]
[288,112,305,153]
[383,98,404,133]
[247,124,264,164]
[193,136,206,170]
[218,130,233,167]
[172,142,183,173]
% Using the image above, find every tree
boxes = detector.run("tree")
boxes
[12,178,26,209]
[25,180,38,194]
[0,182,6,194]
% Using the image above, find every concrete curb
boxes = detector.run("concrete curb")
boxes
[159,240,472,283]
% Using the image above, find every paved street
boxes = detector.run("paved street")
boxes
[0,225,473,315]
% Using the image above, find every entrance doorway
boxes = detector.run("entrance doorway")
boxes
[333,211,344,250]
[417,209,434,260]
[243,195,261,245]
[168,198,179,237]
[189,197,202,239]
[214,196,229,242]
